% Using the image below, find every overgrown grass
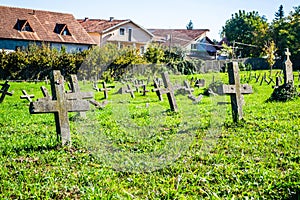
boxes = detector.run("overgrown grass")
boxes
[0,70,299,199]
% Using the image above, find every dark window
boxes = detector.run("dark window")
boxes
[54,24,71,36]
[14,19,33,32]
[120,28,125,35]
[128,28,132,41]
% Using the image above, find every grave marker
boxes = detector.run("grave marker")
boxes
[125,84,135,98]
[0,80,13,103]
[20,90,35,102]
[100,82,111,99]
[219,62,253,122]
[29,70,92,145]
[69,74,94,118]
[283,48,294,86]
[152,72,178,112]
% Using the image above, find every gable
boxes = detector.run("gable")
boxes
[0,6,95,45]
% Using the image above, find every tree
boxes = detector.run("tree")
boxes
[275,5,284,20]
[221,10,269,57]
[262,40,277,75]
[186,20,193,30]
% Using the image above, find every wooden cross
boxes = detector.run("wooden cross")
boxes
[152,79,164,101]
[284,48,294,86]
[20,90,35,102]
[219,62,253,122]
[0,80,13,103]
[140,84,150,96]
[152,72,178,112]
[100,82,111,99]
[29,70,92,145]
[183,80,194,96]
[69,74,94,118]
[125,84,135,98]
[93,81,100,92]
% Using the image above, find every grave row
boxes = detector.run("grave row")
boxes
[0,49,295,145]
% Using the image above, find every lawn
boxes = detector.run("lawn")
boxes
[0,70,299,199]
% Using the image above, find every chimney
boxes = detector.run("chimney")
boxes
[84,17,89,22]
[109,17,114,22]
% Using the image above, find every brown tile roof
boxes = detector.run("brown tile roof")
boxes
[0,6,96,45]
[77,18,130,33]
[148,29,209,47]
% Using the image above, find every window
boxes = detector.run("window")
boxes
[191,44,197,50]
[128,28,132,41]
[119,28,125,35]
[54,24,71,36]
[14,19,33,32]
[140,46,145,55]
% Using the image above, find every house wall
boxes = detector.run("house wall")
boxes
[88,32,101,46]
[0,39,91,52]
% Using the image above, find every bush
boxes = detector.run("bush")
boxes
[268,82,298,102]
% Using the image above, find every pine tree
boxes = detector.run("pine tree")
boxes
[275,5,284,20]
[186,20,193,30]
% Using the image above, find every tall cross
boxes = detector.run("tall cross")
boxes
[219,62,253,122]
[0,80,13,103]
[284,48,294,85]
[29,70,92,145]
[125,84,135,98]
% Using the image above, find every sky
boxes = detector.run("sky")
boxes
[0,0,299,40]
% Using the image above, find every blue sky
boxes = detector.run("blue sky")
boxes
[0,0,299,40]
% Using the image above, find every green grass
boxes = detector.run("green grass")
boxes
[0,70,299,199]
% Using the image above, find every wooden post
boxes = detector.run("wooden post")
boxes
[29,70,92,145]
[161,72,178,112]
[220,62,253,122]
[0,80,13,103]
[100,82,111,99]
[20,90,35,102]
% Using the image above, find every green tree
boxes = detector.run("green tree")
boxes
[221,10,269,57]
[262,40,277,75]
[275,5,284,20]
[143,44,165,64]
[186,20,194,30]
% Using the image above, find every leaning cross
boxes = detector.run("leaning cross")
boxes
[20,90,35,102]
[0,80,13,103]
[152,72,178,112]
[29,70,92,145]
[284,48,294,86]
[125,84,135,98]
[219,62,253,122]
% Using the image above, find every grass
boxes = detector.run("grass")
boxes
[0,69,299,199]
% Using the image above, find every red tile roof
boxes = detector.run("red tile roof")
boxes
[77,18,129,33]
[0,6,95,45]
[148,29,209,47]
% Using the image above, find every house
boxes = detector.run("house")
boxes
[78,17,154,54]
[0,6,96,52]
[148,29,218,60]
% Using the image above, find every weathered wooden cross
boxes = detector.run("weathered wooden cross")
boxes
[219,62,253,122]
[125,84,135,98]
[100,82,111,99]
[20,90,35,102]
[152,72,178,112]
[283,48,294,86]
[69,74,94,118]
[29,70,92,145]
[0,80,13,103]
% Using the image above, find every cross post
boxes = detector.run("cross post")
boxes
[29,70,91,145]
[0,80,13,103]
[161,72,178,112]
[20,90,35,102]
[100,81,111,99]
[220,62,253,122]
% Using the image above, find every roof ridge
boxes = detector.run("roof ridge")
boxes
[0,5,73,15]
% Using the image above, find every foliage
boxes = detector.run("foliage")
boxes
[275,5,284,20]
[268,82,298,102]
[262,40,277,74]
[143,44,165,64]
[221,10,269,57]
[0,43,88,80]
